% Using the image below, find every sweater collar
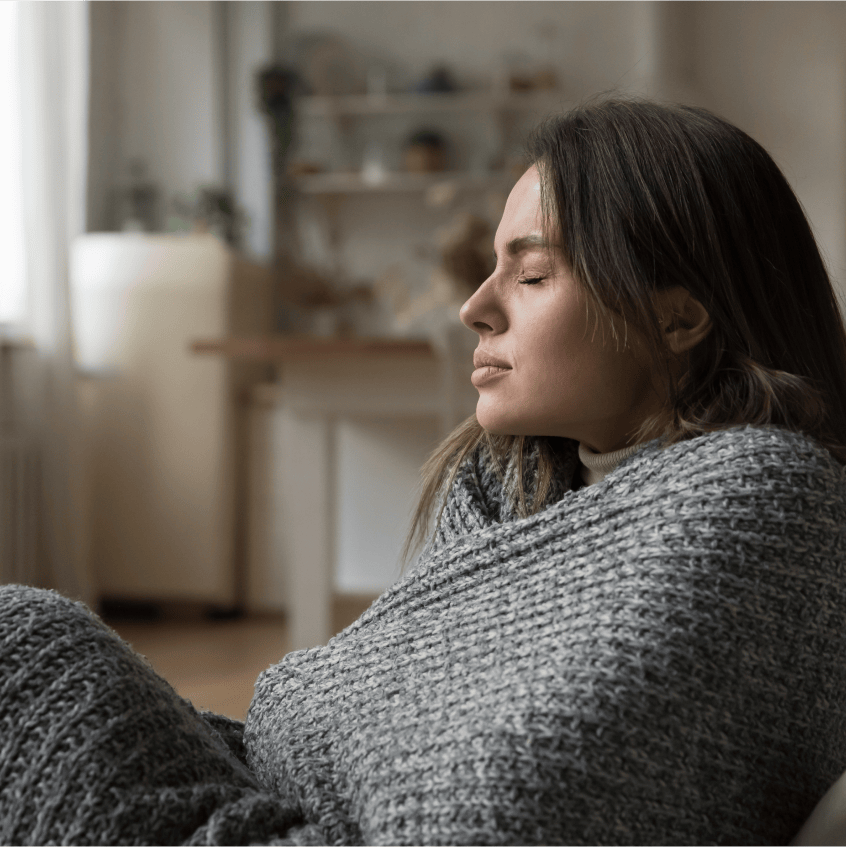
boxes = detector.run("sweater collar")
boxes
[578,441,648,487]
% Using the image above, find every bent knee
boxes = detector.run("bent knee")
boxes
[0,583,85,614]
[0,584,102,639]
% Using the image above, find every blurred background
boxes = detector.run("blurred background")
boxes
[1,0,844,718]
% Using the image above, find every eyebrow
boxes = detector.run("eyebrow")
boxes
[493,234,553,260]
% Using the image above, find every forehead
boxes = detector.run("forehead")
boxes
[500,166,542,228]
[495,166,555,253]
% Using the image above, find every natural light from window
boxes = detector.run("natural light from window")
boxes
[0,2,26,328]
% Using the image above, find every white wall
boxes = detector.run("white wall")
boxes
[223,2,275,260]
[335,416,441,593]
[286,1,649,95]
[88,1,225,232]
[690,1,846,300]
[121,2,224,207]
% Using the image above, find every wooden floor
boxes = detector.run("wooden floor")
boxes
[109,614,290,720]
[106,594,377,721]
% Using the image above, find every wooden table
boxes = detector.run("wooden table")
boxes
[190,335,435,360]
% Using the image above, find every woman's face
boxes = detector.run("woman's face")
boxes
[459,165,667,454]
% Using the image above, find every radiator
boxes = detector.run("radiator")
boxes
[0,432,40,585]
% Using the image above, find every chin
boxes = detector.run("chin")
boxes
[476,405,579,441]
[476,409,534,437]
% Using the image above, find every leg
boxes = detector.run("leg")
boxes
[0,585,299,845]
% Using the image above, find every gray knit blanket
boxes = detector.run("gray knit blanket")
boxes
[2,424,845,845]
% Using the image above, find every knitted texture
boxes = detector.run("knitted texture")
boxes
[244,424,846,845]
[0,585,301,845]
[1,424,845,845]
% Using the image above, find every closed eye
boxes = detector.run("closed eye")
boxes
[518,277,544,285]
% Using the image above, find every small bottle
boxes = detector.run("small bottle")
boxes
[361,141,387,185]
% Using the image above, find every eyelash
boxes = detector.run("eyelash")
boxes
[518,276,545,286]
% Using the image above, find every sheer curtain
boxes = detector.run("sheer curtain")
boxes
[5,1,92,601]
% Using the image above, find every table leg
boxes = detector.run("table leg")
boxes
[275,405,334,651]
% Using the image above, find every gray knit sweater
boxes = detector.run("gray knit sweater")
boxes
[1,424,845,845]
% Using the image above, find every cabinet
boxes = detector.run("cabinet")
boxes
[74,235,236,606]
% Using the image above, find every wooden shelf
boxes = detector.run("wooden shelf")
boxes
[190,335,436,361]
[296,90,569,117]
[292,169,516,195]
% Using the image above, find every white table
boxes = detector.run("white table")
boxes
[193,329,478,650]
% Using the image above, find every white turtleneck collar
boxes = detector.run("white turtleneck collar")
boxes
[577,440,647,487]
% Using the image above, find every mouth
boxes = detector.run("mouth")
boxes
[470,364,511,388]
[472,352,511,370]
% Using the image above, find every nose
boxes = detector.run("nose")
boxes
[457,295,479,331]
[459,276,503,335]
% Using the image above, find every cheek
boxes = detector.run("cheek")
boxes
[476,318,592,428]
[515,319,642,417]
[526,315,597,390]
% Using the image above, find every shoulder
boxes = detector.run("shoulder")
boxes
[600,425,846,568]
[615,424,842,492]
[565,424,846,573]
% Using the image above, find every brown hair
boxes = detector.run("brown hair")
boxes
[401,96,846,566]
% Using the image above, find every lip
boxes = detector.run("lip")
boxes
[471,365,511,387]
[473,351,511,370]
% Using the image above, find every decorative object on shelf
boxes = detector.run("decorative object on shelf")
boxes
[257,64,301,172]
[117,158,160,233]
[166,187,247,249]
[404,129,449,173]
[387,212,493,337]
[497,44,559,93]
[287,160,324,177]
[509,62,557,92]
[361,141,388,185]
[413,65,459,94]
[438,212,494,297]
[273,254,373,337]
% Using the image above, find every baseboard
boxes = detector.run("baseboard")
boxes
[99,591,379,638]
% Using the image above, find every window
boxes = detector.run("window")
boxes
[0,2,27,327]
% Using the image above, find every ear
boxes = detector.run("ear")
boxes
[655,286,712,355]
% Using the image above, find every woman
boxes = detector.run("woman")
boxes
[3,97,846,845]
